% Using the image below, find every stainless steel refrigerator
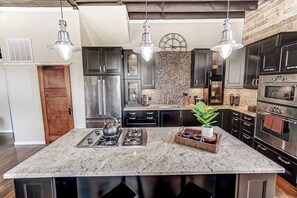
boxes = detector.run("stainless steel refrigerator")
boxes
[84,76,122,128]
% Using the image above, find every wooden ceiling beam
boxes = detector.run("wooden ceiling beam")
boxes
[129,11,245,20]
[125,2,257,13]
[75,0,256,2]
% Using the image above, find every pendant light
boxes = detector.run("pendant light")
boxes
[133,0,161,62]
[47,0,80,60]
[210,0,243,59]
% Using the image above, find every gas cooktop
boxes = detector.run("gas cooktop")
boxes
[77,128,147,148]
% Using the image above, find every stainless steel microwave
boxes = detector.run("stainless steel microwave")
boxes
[258,74,297,107]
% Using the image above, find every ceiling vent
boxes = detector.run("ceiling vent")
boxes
[6,38,33,62]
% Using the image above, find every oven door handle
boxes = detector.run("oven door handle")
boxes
[257,111,297,125]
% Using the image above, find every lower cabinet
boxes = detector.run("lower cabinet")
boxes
[231,126,241,139]
[182,110,200,127]
[240,132,253,148]
[254,139,297,187]
[123,110,158,127]
[159,110,183,127]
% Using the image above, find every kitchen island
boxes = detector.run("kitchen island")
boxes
[4,127,284,198]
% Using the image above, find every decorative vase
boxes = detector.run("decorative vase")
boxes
[202,125,213,137]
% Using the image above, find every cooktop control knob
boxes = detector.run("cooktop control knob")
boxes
[275,109,281,114]
[87,137,93,144]
[269,107,275,112]
[95,130,100,136]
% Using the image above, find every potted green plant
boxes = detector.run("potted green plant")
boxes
[192,101,219,137]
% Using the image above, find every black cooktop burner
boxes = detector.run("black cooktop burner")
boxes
[123,129,144,146]
[95,134,120,146]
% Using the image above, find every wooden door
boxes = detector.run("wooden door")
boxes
[37,66,74,144]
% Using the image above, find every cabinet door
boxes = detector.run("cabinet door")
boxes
[102,48,122,74]
[83,47,104,75]
[240,132,253,147]
[160,110,182,127]
[259,48,280,73]
[123,50,140,79]
[244,43,260,89]
[260,35,278,50]
[182,110,200,126]
[191,50,212,88]
[221,109,230,132]
[281,43,297,73]
[225,48,245,88]
[212,109,223,128]
[141,56,155,89]
[124,80,141,106]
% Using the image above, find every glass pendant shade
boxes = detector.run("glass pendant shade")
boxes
[133,21,161,62]
[211,18,243,59]
[47,20,80,60]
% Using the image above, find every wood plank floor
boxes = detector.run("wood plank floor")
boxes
[0,133,296,198]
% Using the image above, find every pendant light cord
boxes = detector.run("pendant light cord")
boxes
[145,0,148,22]
[60,0,64,19]
[227,0,230,19]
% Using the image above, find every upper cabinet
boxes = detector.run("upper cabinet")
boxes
[123,50,141,79]
[244,43,260,89]
[281,42,297,73]
[225,48,245,88]
[83,47,122,75]
[191,49,212,88]
[141,56,155,89]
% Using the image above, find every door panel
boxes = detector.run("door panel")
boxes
[38,66,74,144]
[103,76,122,118]
[104,48,122,73]
[84,76,102,119]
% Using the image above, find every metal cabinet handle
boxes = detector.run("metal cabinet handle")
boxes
[146,117,154,120]
[103,65,107,72]
[195,80,198,86]
[243,134,251,140]
[147,112,154,115]
[256,79,259,86]
[180,111,182,118]
[233,117,239,121]
[129,112,136,115]
[233,112,239,116]
[98,80,102,115]
[232,129,238,133]
[278,156,290,165]
[243,122,251,127]
[99,65,102,72]
[257,145,267,151]
[244,116,251,121]
[252,79,255,86]
[103,79,106,115]
[129,117,136,120]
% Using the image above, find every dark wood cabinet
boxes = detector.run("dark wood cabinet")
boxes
[160,110,183,127]
[141,56,155,89]
[259,48,281,73]
[191,49,212,88]
[124,80,141,106]
[254,139,297,187]
[83,47,122,75]
[240,132,253,148]
[281,43,297,72]
[230,110,241,139]
[123,50,141,79]
[243,43,260,89]
[123,110,158,127]
[14,178,55,198]
[182,110,200,127]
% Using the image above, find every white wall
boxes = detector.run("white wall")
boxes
[0,8,86,144]
[5,65,45,144]
[0,66,13,133]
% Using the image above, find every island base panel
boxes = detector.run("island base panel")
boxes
[13,173,276,198]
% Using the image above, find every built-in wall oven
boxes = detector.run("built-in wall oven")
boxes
[256,74,297,158]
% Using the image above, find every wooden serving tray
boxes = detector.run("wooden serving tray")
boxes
[175,127,222,153]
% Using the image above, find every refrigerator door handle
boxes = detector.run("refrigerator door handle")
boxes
[103,79,107,115]
[98,80,102,115]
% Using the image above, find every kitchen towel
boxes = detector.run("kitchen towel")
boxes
[271,116,284,134]
[263,114,274,129]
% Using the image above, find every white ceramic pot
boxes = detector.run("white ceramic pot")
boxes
[202,125,213,137]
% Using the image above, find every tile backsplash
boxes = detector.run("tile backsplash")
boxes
[142,52,257,106]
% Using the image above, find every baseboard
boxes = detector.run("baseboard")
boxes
[14,141,46,145]
[0,130,13,133]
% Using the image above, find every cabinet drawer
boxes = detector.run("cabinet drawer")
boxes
[124,117,158,127]
[231,116,240,128]
[241,121,255,136]
[254,140,297,186]
[124,111,142,118]
[242,114,255,124]
[231,126,240,139]
[141,110,158,117]
[240,132,253,148]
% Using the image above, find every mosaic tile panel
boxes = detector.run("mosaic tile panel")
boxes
[142,52,257,106]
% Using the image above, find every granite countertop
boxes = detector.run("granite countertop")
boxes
[4,127,283,179]
[124,104,256,117]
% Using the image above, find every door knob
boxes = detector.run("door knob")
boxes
[68,108,72,115]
